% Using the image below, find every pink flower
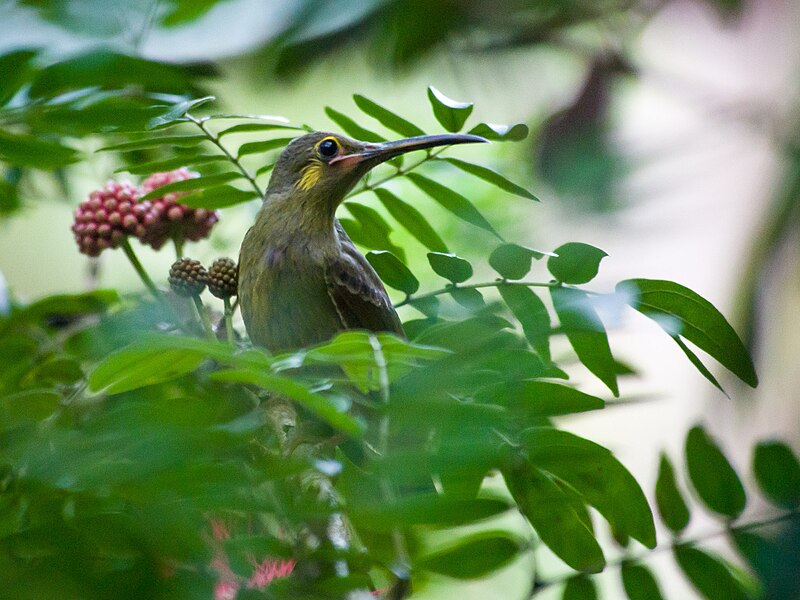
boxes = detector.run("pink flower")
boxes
[246,557,296,588]
[214,581,239,600]
[207,516,294,599]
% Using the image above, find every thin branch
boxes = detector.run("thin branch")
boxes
[185,113,264,198]
[530,508,800,596]
[394,279,556,308]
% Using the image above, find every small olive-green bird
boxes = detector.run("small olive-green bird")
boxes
[239,131,486,353]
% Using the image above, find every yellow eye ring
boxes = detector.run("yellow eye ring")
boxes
[316,136,340,159]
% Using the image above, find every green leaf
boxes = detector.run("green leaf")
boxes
[0,129,79,169]
[256,162,276,177]
[22,356,83,387]
[674,545,749,600]
[373,188,448,253]
[98,134,208,152]
[139,172,244,200]
[217,122,301,137]
[551,286,619,396]
[489,243,551,280]
[353,94,426,138]
[365,251,419,295]
[522,428,656,549]
[427,252,473,284]
[443,157,538,201]
[325,107,385,142]
[730,529,773,577]
[305,331,447,393]
[407,172,501,239]
[408,296,439,319]
[179,185,259,209]
[88,346,205,395]
[563,575,597,600]
[115,154,228,175]
[548,243,608,285]
[237,137,295,158]
[0,177,19,215]
[498,284,551,362]
[28,51,204,98]
[621,563,664,600]
[753,441,800,508]
[24,91,166,135]
[427,86,473,132]
[0,49,37,106]
[505,465,605,573]
[159,0,232,26]
[417,532,520,579]
[450,287,485,311]
[617,279,758,387]
[17,290,119,323]
[147,96,215,129]
[672,335,727,395]
[469,122,530,141]
[351,496,511,531]
[85,333,269,396]
[343,201,405,261]
[202,113,292,122]
[685,425,746,518]
[0,389,61,432]
[211,369,362,436]
[655,452,691,533]
[479,381,603,418]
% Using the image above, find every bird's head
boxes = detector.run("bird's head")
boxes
[265,131,487,217]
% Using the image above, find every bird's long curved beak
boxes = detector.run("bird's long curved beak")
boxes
[330,133,488,167]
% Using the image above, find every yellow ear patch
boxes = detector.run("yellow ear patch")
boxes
[297,159,323,191]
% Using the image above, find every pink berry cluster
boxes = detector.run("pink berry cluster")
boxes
[72,169,219,257]
[71,181,146,257]
[139,168,219,250]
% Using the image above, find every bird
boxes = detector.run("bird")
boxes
[238,131,487,353]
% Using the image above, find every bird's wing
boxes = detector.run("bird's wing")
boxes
[324,224,405,337]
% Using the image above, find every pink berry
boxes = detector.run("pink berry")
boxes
[71,180,143,256]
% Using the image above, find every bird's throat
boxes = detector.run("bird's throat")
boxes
[251,191,342,262]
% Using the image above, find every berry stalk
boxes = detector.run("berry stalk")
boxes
[223,297,234,345]
[120,239,161,300]
[192,295,215,340]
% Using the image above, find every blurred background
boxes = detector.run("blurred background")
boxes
[0,0,798,597]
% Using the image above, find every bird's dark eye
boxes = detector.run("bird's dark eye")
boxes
[317,138,339,158]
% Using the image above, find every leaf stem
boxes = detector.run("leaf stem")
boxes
[530,508,800,596]
[120,238,161,301]
[192,295,215,340]
[186,113,264,199]
[394,279,556,308]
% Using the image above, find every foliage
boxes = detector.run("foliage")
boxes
[0,41,796,600]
